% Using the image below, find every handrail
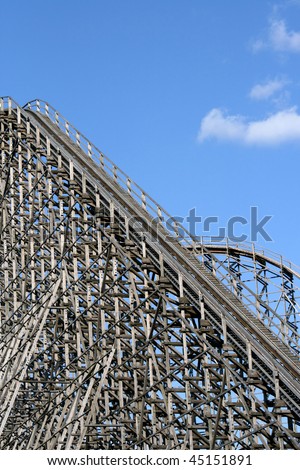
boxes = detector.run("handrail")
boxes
[196,236,300,276]
[202,255,300,351]
[191,238,300,280]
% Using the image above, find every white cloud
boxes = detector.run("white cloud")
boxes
[198,108,245,142]
[249,79,287,100]
[198,109,246,143]
[198,107,300,145]
[251,17,300,54]
[269,18,300,52]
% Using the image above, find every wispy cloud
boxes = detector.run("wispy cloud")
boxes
[269,18,300,52]
[249,78,287,100]
[198,109,246,143]
[198,107,300,145]
[253,17,300,53]
[251,39,266,53]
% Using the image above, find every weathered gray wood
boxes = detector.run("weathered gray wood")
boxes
[0,98,299,450]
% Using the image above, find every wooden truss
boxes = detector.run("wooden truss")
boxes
[0,97,299,449]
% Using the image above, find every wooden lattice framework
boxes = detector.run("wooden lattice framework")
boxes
[0,97,299,449]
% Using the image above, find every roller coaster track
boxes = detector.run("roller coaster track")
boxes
[0,97,299,449]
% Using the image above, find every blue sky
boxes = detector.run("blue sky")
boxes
[1,0,300,265]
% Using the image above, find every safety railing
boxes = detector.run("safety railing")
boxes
[195,236,300,278]
[201,250,300,352]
